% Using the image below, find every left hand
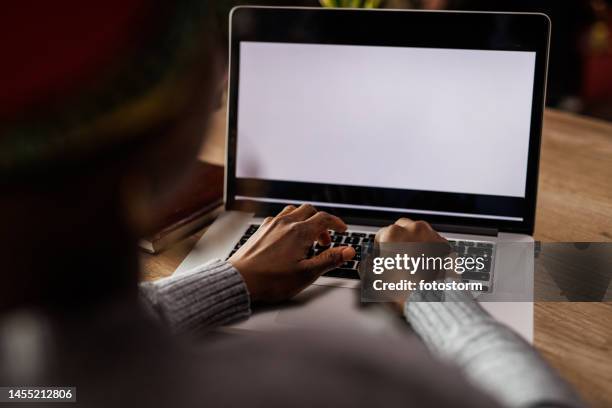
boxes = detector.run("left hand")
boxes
[229,204,356,303]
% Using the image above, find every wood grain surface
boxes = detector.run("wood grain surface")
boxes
[140,108,612,407]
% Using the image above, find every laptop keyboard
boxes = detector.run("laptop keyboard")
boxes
[227,224,494,289]
[448,239,495,292]
[226,225,372,280]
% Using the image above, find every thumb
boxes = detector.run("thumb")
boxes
[300,246,356,278]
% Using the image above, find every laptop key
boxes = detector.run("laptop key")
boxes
[467,247,490,257]
[453,247,466,255]
[476,242,494,249]
[324,268,360,280]
[479,258,492,273]
[306,247,315,258]
[331,235,344,243]
[344,236,361,245]
[461,272,490,281]
[245,225,259,236]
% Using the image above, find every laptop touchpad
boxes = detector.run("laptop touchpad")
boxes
[274,285,397,333]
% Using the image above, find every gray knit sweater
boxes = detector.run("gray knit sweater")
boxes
[139,259,582,408]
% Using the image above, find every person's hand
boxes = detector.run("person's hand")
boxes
[375,218,449,312]
[229,204,356,303]
[376,218,447,244]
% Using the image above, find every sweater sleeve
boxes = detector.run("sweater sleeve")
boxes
[139,259,251,333]
[405,290,583,408]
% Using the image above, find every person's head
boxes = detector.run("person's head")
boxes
[1,1,226,311]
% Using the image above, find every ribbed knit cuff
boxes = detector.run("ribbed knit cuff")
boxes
[140,260,251,333]
[405,289,492,352]
[405,292,582,408]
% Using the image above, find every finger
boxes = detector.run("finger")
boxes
[317,230,332,246]
[261,216,274,226]
[394,219,436,236]
[407,220,447,242]
[299,246,356,280]
[302,211,347,238]
[375,224,405,242]
[431,231,448,243]
[286,203,317,221]
[394,217,415,228]
[374,226,388,243]
[276,205,297,218]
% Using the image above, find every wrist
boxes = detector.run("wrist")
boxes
[229,259,261,303]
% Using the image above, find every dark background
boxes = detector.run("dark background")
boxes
[221,0,612,121]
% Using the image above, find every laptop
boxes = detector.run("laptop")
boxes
[176,7,550,341]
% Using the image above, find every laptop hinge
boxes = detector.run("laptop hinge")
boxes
[432,223,499,237]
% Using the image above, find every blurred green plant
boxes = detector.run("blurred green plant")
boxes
[319,0,383,8]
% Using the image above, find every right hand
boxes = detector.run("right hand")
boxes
[229,204,356,303]
[376,218,448,244]
[375,218,449,312]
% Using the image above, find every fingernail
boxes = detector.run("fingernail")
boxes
[342,247,356,261]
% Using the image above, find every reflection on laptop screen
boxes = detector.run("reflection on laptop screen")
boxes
[236,42,536,199]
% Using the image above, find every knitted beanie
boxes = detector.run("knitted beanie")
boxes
[0,0,225,173]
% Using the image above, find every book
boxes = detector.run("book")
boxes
[139,161,224,253]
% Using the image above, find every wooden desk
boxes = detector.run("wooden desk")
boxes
[141,108,612,408]
[531,110,612,408]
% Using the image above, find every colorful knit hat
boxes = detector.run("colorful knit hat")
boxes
[0,0,225,174]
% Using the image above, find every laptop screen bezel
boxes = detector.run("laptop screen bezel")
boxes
[225,6,550,235]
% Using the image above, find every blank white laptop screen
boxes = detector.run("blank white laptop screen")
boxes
[236,42,536,198]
